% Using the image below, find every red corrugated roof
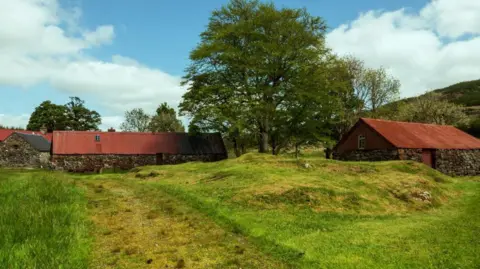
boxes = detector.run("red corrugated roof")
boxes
[361,118,480,149]
[52,131,180,155]
[0,129,53,142]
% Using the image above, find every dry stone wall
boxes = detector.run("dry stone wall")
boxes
[162,153,227,164]
[398,149,423,162]
[52,155,156,172]
[52,153,228,172]
[0,133,50,168]
[333,149,400,161]
[435,149,480,176]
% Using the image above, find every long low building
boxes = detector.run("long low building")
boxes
[51,131,228,172]
[333,118,480,176]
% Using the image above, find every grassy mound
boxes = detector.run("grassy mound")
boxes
[132,153,479,268]
[137,153,454,215]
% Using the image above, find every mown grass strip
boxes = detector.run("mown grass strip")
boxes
[0,170,91,269]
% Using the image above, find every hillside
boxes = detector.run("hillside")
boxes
[1,154,479,268]
[432,79,480,117]
[390,79,480,137]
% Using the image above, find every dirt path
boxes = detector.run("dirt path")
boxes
[79,176,286,269]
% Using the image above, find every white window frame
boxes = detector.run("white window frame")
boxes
[358,135,366,150]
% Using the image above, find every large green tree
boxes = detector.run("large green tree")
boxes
[149,103,185,132]
[120,108,151,132]
[27,101,69,132]
[27,97,101,131]
[180,0,345,154]
[343,56,400,113]
[65,97,101,131]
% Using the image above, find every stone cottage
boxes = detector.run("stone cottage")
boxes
[0,132,52,168]
[0,128,52,143]
[333,118,480,176]
[51,131,228,172]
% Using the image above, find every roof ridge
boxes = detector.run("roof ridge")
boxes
[361,117,454,127]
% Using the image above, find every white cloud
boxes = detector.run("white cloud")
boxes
[0,0,186,130]
[100,116,124,130]
[326,0,480,98]
[420,0,480,38]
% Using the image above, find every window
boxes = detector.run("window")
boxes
[95,135,100,142]
[358,135,366,150]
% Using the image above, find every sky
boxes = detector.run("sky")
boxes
[1,0,480,130]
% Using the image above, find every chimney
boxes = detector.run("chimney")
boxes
[40,125,47,135]
[108,127,116,132]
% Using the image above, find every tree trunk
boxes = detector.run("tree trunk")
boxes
[233,138,241,157]
[325,147,332,159]
[258,119,269,153]
[295,143,299,159]
[259,132,268,153]
[271,136,276,155]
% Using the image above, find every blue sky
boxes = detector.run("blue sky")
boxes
[1,0,479,130]
[79,0,425,75]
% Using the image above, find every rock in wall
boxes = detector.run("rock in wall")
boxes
[436,149,480,176]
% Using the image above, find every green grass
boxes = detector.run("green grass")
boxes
[134,153,480,268]
[0,154,479,268]
[0,169,91,269]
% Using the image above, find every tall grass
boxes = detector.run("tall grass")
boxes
[0,170,90,269]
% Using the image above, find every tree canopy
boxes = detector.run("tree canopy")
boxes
[394,92,469,127]
[149,103,185,132]
[27,97,101,132]
[120,108,151,132]
[180,0,351,155]
[64,97,101,131]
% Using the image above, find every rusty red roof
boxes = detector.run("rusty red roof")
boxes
[0,129,52,142]
[52,131,227,155]
[361,118,480,149]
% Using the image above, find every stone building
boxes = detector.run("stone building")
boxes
[333,118,480,176]
[51,131,228,172]
[0,132,52,168]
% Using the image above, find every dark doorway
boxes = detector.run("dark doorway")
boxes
[421,149,435,168]
[156,153,164,165]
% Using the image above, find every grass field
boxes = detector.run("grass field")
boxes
[0,170,90,268]
[0,153,479,268]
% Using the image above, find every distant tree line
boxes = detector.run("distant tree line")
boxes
[0,125,24,130]
[120,103,185,132]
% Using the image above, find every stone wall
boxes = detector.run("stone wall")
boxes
[161,153,228,164]
[52,155,156,172]
[435,149,480,176]
[0,134,50,168]
[52,153,228,172]
[333,149,400,161]
[398,149,423,162]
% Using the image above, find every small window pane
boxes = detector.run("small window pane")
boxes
[95,135,100,142]
[358,135,365,149]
